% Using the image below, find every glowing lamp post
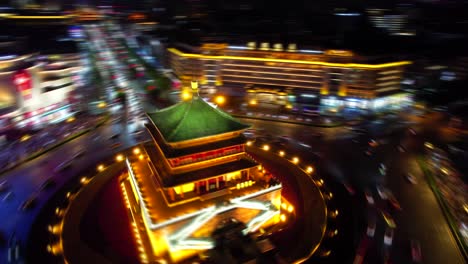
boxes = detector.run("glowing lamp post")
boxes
[214,95,226,105]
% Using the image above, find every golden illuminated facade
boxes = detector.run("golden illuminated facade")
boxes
[168,43,412,111]
[120,92,284,263]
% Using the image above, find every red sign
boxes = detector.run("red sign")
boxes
[13,70,32,100]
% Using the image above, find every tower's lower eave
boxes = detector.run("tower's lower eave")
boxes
[145,143,258,188]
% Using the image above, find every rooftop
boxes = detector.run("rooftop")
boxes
[147,96,250,143]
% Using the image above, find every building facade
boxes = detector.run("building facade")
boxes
[168,43,412,112]
[0,52,80,130]
[121,91,285,263]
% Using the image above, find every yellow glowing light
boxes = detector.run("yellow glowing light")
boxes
[133,147,141,155]
[316,179,324,187]
[191,80,198,90]
[97,164,105,172]
[116,154,124,162]
[424,142,434,149]
[249,99,257,105]
[279,150,285,156]
[285,104,293,109]
[280,214,286,222]
[20,134,31,142]
[168,48,412,69]
[181,90,192,101]
[281,203,287,210]
[66,116,75,123]
[287,205,294,213]
[214,95,226,105]
[80,177,88,184]
[97,102,106,108]
[306,166,314,173]
[292,157,299,164]
[138,154,144,160]
[441,167,449,174]
[263,144,270,151]
[246,141,253,146]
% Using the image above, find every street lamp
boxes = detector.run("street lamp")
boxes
[214,95,226,105]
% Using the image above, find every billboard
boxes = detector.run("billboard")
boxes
[13,69,32,100]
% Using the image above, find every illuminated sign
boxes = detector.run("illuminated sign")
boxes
[325,50,354,57]
[13,70,32,100]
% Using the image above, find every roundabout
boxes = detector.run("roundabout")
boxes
[27,138,333,264]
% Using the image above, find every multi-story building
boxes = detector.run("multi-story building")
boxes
[121,86,285,263]
[168,43,411,112]
[0,37,81,130]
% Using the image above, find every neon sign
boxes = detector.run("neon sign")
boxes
[13,70,32,100]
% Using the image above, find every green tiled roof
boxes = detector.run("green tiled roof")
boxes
[147,97,250,142]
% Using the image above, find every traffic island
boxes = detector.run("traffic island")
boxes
[54,143,327,264]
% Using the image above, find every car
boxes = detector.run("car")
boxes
[8,234,20,262]
[366,215,376,237]
[343,183,355,196]
[405,173,417,184]
[369,140,379,147]
[0,180,9,193]
[2,191,13,202]
[381,211,397,229]
[73,149,86,158]
[54,160,72,173]
[364,190,375,205]
[21,196,38,211]
[384,227,394,246]
[376,186,388,200]
[411,240,422,262]
[110,142,122,149]
[39,178,56,191]
[387,193,402,211]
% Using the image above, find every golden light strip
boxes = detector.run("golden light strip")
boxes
[168,48,412,69]
[222,68,324,78]
[222,74,322,84]
[223,63,324,72]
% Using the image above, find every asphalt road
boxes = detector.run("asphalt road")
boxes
[238,116,465,264]
[0,118,145,263]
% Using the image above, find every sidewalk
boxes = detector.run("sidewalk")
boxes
[418,148,468,261]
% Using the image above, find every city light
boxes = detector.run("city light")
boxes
[249,99,257,105]
[97,164,105,172]
[181,90,192,101]
[279,150,285,157]
[424,142,434,149]
[20,134,31,142]
[116,154,124,162]
[280,214,286,222]
[306,166,314,173]
[133,147,141,155]
[214,95,226,105]
[262,144,270,151]
[292,157,299,164]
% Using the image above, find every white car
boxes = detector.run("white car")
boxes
[376,186,388,200]
[384,227,394,246]
[364,190,375,205]
[366,216,376,237]
[406,173,417,184]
